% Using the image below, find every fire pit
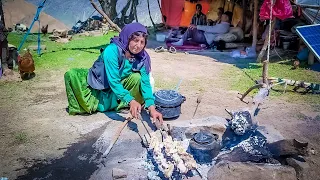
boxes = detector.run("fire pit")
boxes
[189,131,221,164]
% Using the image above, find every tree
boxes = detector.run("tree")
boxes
[96,0,139,28]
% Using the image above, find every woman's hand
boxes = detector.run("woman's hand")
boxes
[148,106,163,125]
[129,100,142,119]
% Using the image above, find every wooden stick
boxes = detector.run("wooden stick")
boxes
[239,83,264,102]
[102,119,130,158]
[89,0,121,32]
[252,0,258,47]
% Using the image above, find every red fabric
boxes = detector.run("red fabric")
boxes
[161,0,185,27]
[259,0,293,20]
[166,42,207,51]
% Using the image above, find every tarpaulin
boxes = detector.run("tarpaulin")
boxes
[180,1,210,27]
[260,0,294,20]
[161,0,185,27]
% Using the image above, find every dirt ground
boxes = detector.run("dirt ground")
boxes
[0,49,319,179]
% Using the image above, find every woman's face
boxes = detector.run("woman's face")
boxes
[128,35,146,54]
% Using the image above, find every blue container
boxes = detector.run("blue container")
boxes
[154,90,185,119]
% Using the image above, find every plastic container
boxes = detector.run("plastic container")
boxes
[283,41,290,50]
[156,33,166,42]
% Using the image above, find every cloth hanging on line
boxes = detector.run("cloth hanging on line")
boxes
[260,0,294,20]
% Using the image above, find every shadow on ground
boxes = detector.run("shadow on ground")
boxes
[16,122,110,180]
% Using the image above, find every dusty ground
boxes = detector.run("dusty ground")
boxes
[0,49,319,179]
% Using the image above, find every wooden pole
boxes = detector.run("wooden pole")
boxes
[242,0,247,31]
[147,0,156,30]
[89,0,121,32]
[257,20,276,62]
[252,0,258,47]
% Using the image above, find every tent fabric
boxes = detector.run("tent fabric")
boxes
[161,0,185,27]
[180,1,210,27]
[162,0,243,28]
[206,0,243,27]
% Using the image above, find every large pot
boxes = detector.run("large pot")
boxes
[154,90,186,119]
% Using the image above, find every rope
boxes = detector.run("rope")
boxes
[37,20,41,55]
[266,0,274,63]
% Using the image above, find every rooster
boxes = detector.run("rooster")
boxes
[18,49,35,80]
[41,24,48,35]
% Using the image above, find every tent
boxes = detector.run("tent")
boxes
[161,0,244,27]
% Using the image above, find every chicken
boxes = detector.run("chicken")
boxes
[41,24,48,35]
[18,49,35,79]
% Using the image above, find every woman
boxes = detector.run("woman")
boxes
[64,23,163,124]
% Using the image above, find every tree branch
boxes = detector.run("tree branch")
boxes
[90,0,121,32]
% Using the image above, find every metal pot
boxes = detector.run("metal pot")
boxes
[154,90,186,119]
[189,131,221,164]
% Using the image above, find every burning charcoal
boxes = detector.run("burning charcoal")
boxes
[216,136,272,163]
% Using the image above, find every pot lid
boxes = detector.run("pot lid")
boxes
[193,131,216,144]
[154,90,181,103]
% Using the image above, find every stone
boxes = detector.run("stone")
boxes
[257,125,284,143]
[49,35,60,41]
[207,161,297,180]
[55,38,70,43]
[112,168,127,179]
[286,157,311,180]
[267,139,308,157]
[28,45,46,50]
[168,116,227,141]
[89,30,104,37]
[182,176,202,180]
[52,29,68,38]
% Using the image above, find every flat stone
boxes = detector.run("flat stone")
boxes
[55,38,70,43]
[267,139,308,157]
[207,161,297,180]
[287,157,311,180]
[28,45,46,50]
[257,125,284,143]
[89,31,104,37]
[112,168,127,179]
[168,116,227,141]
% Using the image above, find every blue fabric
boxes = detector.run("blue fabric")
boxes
[297,47,309,61]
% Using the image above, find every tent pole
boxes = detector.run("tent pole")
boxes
[252,0,258,47]
[241,0,247,31]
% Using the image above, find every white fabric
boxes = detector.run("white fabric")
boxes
[197,22,231,44]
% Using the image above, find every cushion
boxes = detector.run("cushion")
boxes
[229,27,244,41]
[212,33,237,43]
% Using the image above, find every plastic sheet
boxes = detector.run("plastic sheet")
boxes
[260,0,293,20]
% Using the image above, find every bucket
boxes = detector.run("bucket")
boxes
[283,41,290,50]
[156,33,166,42]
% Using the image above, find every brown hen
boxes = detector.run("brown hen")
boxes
[18,49,35,79]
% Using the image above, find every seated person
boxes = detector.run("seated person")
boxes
[64,23,163,124]
[207,7,224,26]
[237,10,253,35]
[172,12,231,46]
[191,4,207,26]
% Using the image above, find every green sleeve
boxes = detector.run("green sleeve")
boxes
[103,44,134,104]
[140,66,155,108]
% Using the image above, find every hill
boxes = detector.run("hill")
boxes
[3,0,69,32]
